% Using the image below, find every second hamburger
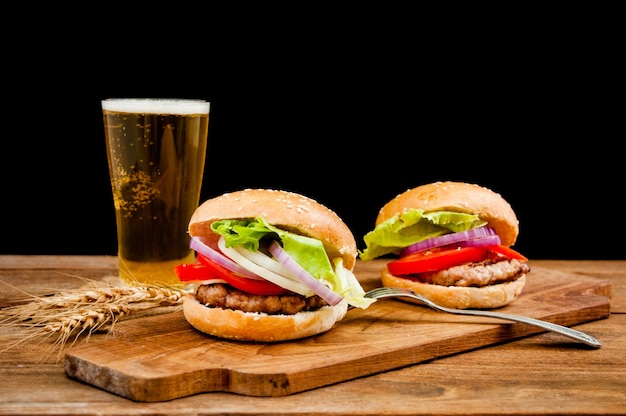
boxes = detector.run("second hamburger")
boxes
[359,181,530,309]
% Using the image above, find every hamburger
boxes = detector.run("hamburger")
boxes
[174,188,375,342]
[359,181,530,309]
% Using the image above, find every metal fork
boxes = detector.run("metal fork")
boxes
[359,286,602,348]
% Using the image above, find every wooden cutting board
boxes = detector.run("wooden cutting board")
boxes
[64,266,611,401]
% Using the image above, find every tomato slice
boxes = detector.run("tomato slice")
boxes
[174,254,288,296]
[388,246,488,275]
[174,262,215,281]
[486,245,528,261]
[387,244,528,276]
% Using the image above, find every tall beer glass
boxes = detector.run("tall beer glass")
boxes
[102,98,210,286]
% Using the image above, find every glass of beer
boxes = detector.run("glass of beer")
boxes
[102,98,210,286]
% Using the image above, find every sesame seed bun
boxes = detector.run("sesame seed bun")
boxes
[189,188,357,270]
[376,181,519,247]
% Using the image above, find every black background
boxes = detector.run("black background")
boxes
[2,12,621,260]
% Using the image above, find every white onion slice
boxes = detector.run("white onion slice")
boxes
[401,227,499,257]
[217,237,312,296]
[269,241,343,306]
[231,245,298,278]
[190,236,263,280]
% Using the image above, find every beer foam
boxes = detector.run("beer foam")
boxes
[102,98,210,115]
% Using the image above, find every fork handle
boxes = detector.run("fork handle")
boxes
[447,308,602,348]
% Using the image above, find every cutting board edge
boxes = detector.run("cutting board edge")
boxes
[63,328,519,400]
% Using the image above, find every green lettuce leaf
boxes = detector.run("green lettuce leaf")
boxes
[358,209,486,261]
[211,217,375,308]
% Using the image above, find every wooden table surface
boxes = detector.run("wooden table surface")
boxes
[1,255,624,415]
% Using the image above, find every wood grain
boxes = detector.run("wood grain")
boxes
[1,257,625,415]
[63,265,611,401]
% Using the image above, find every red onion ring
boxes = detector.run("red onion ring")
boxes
[269,241,343,305]
[400,227,500,257]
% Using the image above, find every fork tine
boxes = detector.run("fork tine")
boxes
[365,287,414,299]
[364,287,387,298]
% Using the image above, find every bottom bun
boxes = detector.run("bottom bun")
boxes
[381,267,527,309]
[183,293,348,342]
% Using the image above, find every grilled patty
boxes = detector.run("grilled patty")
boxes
[418,258,530,287]
[195,283,329,315]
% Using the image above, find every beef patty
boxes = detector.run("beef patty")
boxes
[194,283,329,315]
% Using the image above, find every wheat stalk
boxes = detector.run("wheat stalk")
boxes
[0,274,186,362]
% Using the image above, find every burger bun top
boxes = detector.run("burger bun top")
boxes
[189,188,358,270]
[376,181,519,247]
